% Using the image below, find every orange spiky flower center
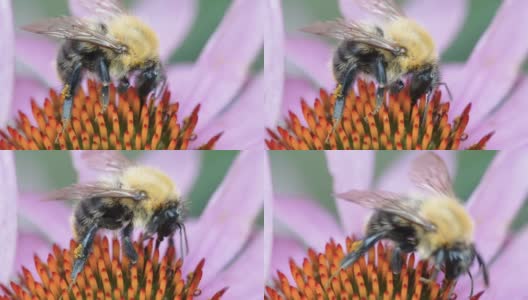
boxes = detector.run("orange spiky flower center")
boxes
[0,236,227,300]
[265,237,484,300]
[0,81,222,150]
[266,80,494,150]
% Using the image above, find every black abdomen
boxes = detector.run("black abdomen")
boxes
[73,197,132,240]
[367,210,418,252]
[56,40,107,83]
[333,40,383,83]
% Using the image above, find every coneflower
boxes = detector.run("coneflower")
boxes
[1,237,227,300]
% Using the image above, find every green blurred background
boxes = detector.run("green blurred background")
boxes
[15,151,237,216]
[270,151,528,231]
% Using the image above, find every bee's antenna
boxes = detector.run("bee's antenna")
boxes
[467,269,474,298]
[180,223,190,257]
[438,82,453,102]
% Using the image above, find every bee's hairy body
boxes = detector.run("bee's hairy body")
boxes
[67,164,186,283]
[72,166,181,240]
[57,16,160,88]
[367,196,474,259]
[332,19,439,96]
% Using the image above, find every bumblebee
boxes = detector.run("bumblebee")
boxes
[303,0,450,137]
[51,151,187,282]
[334,153,489,297]
[22,0,166,125]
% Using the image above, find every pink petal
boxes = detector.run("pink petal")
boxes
[269,235,306,283]
[193,75,264,150]
[137,151,201,197]
[13,232,50,280]
[165,63,193,102]
[202,233,263,299]
[285,37,334,90]
[15,36,60,87]
[338,0,364,20]
[179,0,264,130]
[325,151,375,235]
[440,63,464,102]
[462,78,528,150]
[264,0,284,127]
[11,76,48,123]
[376,152,457,194]
[0,151,17,283]
[132,0,197,62]
[405,0,468,54]
[466,145,528,261]
[0,0,14,126]
[451,0,528,128]
[68,0,89,17]
[184,150,264,285]
[480,227,528,298]
[274,195,344,251]
[263,152,273,278]
[281,77,318,127]
[17,193,73,248]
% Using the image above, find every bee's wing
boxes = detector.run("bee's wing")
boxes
[335,190,436,232]
[302,19,405,55]
[355,0,405,21]
[49,183,147,202]
[409,153,456,198]
[75,0,125,19]
[22,16,127,53]
[79,151,134,173]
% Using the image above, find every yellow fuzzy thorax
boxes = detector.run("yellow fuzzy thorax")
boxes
[419,196,474,251]
[108,15,160,67]
[385,18,437,70]
[121,166,180,212]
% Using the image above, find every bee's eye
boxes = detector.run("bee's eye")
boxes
[138,190,148,199]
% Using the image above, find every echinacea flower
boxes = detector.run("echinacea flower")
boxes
[1,0,264,150]
[265,0,528,150]
[0,150,265,299]
[266,237,484,300]
[269,149,528,299]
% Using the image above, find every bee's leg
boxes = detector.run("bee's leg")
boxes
[340,231,385,269]
[326,63,358,143]
[155,236,164,249]
[96,57,111,112]
[390,80,404,95]
[373,56,387,115]
[117,77,130,94]
[121,222,138,264]
[71,224,98,283]
[474,246,489,286]
[58,62,82,143]
[390,247,404,274]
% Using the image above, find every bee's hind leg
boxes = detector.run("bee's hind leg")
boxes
[326,63,358,143]
[96,57,111,112]
[121,222,138,264]
[71,224,98,283]
[341,231,385,269]
[57,63,82,143]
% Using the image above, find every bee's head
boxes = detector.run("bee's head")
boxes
[441,244,475,280]
[136,60,167,101]
[145,202,185,239]
[409,65,439,103]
